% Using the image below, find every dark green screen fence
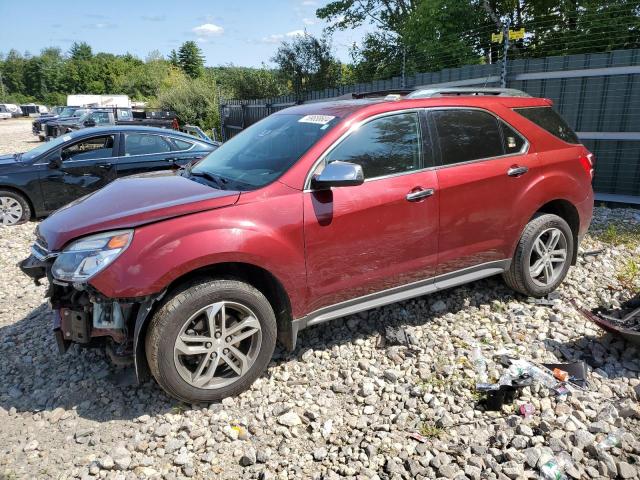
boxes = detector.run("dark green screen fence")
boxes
[221,49,640,202]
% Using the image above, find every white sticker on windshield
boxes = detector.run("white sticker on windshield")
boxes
[298,115,335,125]
[63,135,72,142]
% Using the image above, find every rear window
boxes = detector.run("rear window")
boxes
[514,107,580,144]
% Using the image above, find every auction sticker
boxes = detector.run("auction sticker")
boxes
[298,115,335,125]
[63,135,72,142]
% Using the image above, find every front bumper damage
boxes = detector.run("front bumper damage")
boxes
[19,252,163,382]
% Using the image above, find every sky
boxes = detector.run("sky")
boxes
[0,0,373,67]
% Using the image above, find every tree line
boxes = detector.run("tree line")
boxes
[1,0,638,132]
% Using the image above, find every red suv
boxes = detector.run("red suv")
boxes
[21,88,594,403]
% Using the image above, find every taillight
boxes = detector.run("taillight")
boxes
[579,152,595,181]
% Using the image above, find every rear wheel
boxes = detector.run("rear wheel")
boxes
[0,190,31,226]
[503,213,573,297]
[145,279,277,403]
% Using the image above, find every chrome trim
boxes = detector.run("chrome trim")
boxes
[303,106,529,190]
[303,108,424,190]
[289,259,511,348]
[31,242,58,261]
[122,132,196,158]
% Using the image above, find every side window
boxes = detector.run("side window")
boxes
[324,112,422,179]
[433,109,503,165]
[514,106,580,144]
[172,139,194,151]
[117,109,132,120]
[124,134,172,156]
[61,135,115,161]
[93,112,110,124]
[501,122,526,154]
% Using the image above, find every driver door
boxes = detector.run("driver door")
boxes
[39,134,118,212]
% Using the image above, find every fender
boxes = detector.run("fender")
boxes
[506,157,592,259]
[89,188,307,315]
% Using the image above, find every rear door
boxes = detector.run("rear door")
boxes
[114,132,178,176]
[303,110,439,312]
[431,108,539,276]
[39,134,118,211]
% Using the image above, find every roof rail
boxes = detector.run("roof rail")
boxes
[406,87,531,99]
[332,89,415,101]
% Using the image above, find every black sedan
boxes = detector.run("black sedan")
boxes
[0,126,218,225]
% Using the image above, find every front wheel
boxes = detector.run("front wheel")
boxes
[0,190,31,226]
[145,279,277,403]
[503,213,574,297]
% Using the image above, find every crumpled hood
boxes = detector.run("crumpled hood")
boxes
[39,175,240,250]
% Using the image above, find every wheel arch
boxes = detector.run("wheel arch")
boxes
[133,261,294,382]
[0,184,35,220]
[531,198,580,265]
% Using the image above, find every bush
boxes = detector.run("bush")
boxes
[157,75,219,134]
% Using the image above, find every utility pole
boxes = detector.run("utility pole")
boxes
[0,70,5,101]
[483,0,509,88]
[401,47,406,88]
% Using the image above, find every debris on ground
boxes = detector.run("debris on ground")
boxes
[578,293,640,345]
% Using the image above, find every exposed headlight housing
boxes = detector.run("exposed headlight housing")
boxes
[51,230,133,282]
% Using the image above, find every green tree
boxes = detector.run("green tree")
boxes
[168,49,179,67]
[1,49,26,94]
[69,41,93,61]
[157,73,219,131]
[177,41,205,78]
[212,65,286,99]
[271,33,341,99]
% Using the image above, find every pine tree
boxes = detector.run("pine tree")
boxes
[177,41,204,78]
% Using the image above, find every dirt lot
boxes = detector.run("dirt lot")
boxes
[0,118,40,155]
[0,119,639,479]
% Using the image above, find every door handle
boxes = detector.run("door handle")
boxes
[96,163,112,170]
[406,188,435,202]
[507,165,529,177]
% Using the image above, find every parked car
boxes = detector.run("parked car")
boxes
[20,104,49,116]
[20,88,594,403]
[32,107,89,141]
[46,108,178,139]
[0,103,23,117]
[0,125,218,225]
[0,105,12,120]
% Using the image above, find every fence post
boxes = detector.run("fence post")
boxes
[501,19,510,88]
[219,102,227,142]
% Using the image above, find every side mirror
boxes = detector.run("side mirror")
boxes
[48,154,63,169]
[311,161,364,190]
[84,119,96,127]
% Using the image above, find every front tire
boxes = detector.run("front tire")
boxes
[0,190,31,226]
[503,213,574,297]
[145,279,277,403]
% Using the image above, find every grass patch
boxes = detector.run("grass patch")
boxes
[597,224,640,248]
[419,422,444,439]
[618,259,640,291]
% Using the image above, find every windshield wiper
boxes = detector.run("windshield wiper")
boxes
[13,153,23,162]
[190,171,228,190]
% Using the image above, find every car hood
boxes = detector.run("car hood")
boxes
[0,154,18,166]
[38,175,240,250]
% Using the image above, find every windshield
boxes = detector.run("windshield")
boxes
[77,112,91,122]
[21,134,73,162]
[192,113,340,190]
[59,107,76,117]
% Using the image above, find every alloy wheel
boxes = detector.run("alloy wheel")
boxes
[0,196,23,226]
[528,227,568,287]
[173,301,262,389]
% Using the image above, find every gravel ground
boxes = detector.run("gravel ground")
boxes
[1,120,640,479]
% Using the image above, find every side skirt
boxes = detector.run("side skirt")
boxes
[286,259,511,351]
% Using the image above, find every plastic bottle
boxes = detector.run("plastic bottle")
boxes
[599,428,625,449]
[539,459,567,480]
[471,347,488,384]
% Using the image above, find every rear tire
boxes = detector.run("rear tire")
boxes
[0,190,31,226]
[145,279,277,403]
[503,213,573,297]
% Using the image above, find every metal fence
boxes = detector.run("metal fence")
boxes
[220,48,640,203]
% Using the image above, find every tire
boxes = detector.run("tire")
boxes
[0,189,31,226]
[503,213,574,297]
[145,279,277,403]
